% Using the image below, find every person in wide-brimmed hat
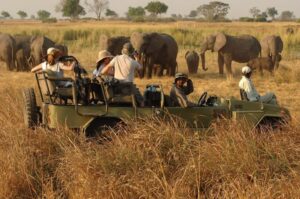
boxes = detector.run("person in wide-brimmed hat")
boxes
[93,50,114,77]
[170,72,196,107]
[239,66,277,104]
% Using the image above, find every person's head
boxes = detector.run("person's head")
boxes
[242,66,252,78]
[174,73,188,88]
[46,47,60,65]
[121,42,134,56]
[96,50,113,67]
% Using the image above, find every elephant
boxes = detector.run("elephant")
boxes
[30,36,55,66]
[200,33,261,77]
[260,35,283,69]
[54,44,68,56]
[99,35,130,56]
[247,56,279,76]
[0,33,16,71]
[14,35,32,70]
[130,32,178,78]
[185,50,199,74]
[16,49,29,71]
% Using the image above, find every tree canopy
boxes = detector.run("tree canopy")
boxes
[127,6,145,19]
[266,7,278,20]
[280,11,295,21]
[85,0,108,20]
[145,1,168,17]
[37,10,51,20]
[106,9,118,17]
[56,0,86,19]
[197,1,230,21]
[17,10,27,19]
[1,11,11,19]
[249,7,260,19]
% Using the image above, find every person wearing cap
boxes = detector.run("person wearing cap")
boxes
[239,66,277,104]
[31,47,75,76]
[93,50,113,78]
[170,73,196,108]
[101,42,144,106]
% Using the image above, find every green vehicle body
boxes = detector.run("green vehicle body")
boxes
[22,70,290,134]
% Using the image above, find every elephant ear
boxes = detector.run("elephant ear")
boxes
[276,36,283,53]
[185,50,190,58]
[130,32,142,50]
[146,33,165,55]
[214,33,227,52]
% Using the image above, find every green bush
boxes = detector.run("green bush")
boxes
[239,17,254,22]
[42,18,57,23]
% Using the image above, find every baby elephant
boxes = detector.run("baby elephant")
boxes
[185,50,199,74]
[247,55,281,75]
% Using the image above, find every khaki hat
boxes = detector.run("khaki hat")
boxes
[242,66,252,74]
[96,50,113,63]
[175,72,188,80]
[121,42,134,55]
[47,47,59,56]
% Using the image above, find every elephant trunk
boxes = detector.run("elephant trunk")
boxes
[200,52,208,71]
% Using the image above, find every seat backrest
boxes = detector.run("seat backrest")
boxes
[240,89,249,101]
[103,81,135,104]
[144,84,164,108]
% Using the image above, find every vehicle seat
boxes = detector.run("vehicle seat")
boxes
[144,85,164,108]
[240,89,249,101]
[103,81,136,106]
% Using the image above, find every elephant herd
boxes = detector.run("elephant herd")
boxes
[185,33,283,77]
[0,33,68,71]
[0,31,283,78]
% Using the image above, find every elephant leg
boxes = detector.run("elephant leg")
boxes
[218,53,225,75]
[169,61,177,76]
[223,54,233,78]
[147,58,154,79]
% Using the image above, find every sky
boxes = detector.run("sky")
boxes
[0,0,299,19]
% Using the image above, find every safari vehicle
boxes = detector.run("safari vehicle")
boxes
[22,56,291,135]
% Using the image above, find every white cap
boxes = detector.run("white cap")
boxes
[242,66,252,74]
[47,47,59,56]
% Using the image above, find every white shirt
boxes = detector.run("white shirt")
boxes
[109,54,142,82]
[41,61,64,78]
[239,76,260,101]
[93,63,114,77]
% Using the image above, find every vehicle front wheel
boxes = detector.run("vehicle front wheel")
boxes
[22,88,38,128]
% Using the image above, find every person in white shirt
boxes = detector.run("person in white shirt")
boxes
[101,42,144,106]
[92,50,113,78]
[31,47,75,76]
[101,42,143,82]
[239,66,277,104]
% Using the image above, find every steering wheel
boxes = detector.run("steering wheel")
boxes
[198,92,208,106]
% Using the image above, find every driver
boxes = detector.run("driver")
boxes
[239,66,277,104]
[31,47,75,78]
[170,73,196,107]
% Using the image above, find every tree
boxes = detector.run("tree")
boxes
[37,10,51,20]
[56,0,86,19]
[127,6,145,19]
[188,10,198,18]
[280,11,295,21]
[85,0,108,20]
[145,1,168,17]
[106,9,118,18]
[197,1,230,21]
[17,10,27,19]
[266,7,278,20]
[1,11,11,19]
[249,7,260,19]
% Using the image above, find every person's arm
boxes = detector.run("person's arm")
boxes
[31,63,42,73]
[100,63,114,76]
[183,79,194,95]
[60,61,75,71]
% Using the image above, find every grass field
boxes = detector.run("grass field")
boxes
[0,20,300,198]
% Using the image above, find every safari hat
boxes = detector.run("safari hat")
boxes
[242,66,252,74]
[175,72,188,82]
[121,42,134,55]
[96,50,113,63]
[47,47,59,56]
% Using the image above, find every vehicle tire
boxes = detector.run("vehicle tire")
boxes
[22,88,38,128]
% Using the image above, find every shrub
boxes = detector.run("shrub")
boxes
[239,17,254,22]
[42,18,57,23]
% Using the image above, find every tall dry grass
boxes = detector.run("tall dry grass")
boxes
[0,21,299,198]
